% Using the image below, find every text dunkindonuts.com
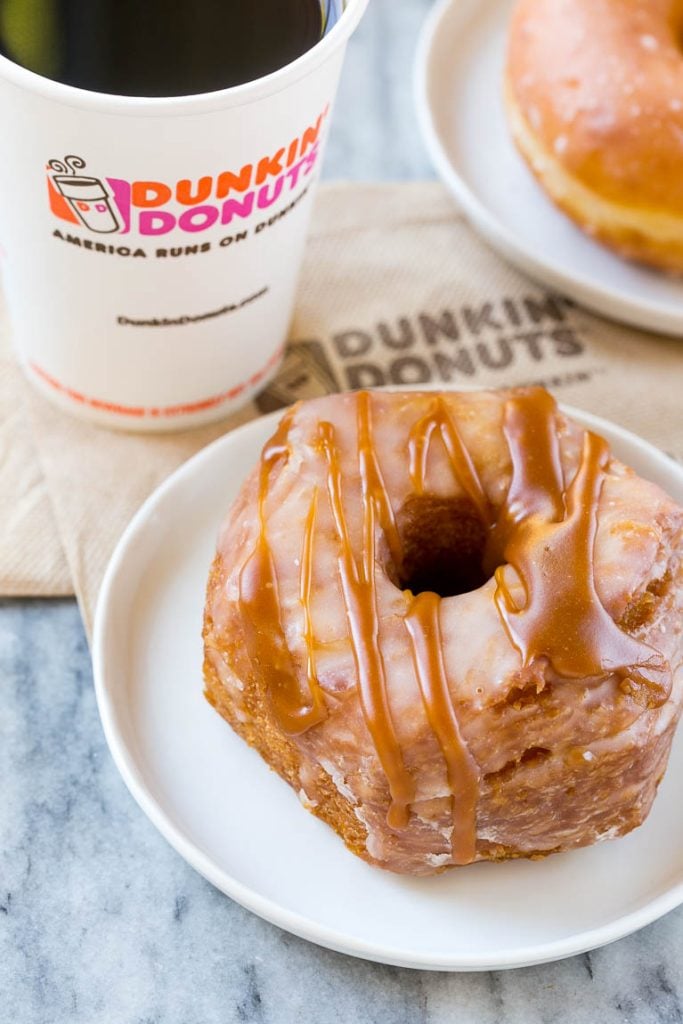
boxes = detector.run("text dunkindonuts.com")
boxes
[46,107,328,238]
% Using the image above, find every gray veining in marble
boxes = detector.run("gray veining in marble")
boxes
[2,1,683,1021]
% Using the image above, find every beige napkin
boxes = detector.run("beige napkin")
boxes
[2,182,682,634]
[0,303,71,595]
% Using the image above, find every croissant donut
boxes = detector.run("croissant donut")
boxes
[203,388,683,875]
[505,0,683,272]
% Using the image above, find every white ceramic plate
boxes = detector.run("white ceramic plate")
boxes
[415,0,683,336]
[92,401,683,971]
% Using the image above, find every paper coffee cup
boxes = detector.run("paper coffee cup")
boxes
[0,0,368,430]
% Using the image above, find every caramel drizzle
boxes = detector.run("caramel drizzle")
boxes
[489,387,564,551]
[235,386,672,861]
[494,390,670,702]
[300,489,320,699]
[408,396,491,524]
[238,411,326,735]
[357,389,403,566]
[406,395,486,862]
[405,591,479,864]
[318,406,414,829]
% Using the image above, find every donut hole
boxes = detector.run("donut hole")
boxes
[393,494,498,598]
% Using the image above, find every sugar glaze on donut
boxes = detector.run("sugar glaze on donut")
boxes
[505,0,683,272]
[203,388,683,875]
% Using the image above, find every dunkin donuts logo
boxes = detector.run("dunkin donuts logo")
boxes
[46,109,327,238]
[48,155,122,234]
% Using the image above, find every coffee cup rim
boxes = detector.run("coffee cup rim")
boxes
[0,0,369,116]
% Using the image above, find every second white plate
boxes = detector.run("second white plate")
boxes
[92,399,683,971]
[415,0,683,336]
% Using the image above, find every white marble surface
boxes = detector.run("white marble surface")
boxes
[2,2,683,1021]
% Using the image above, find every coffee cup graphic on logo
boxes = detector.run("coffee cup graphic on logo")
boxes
[0,0,368,430]
[49,156,121,235]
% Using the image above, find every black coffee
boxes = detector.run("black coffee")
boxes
[0,0,323,96]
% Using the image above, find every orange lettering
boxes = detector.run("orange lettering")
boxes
[132,181,172,208]
[286,138,299,167]
[300,115,324,156]
[256,149,284,184]
[215,164,253,198]
[176,176,213,206]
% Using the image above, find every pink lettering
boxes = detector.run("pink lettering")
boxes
[139,210,176,235]
[178,206,219,232]
[257,176,285,209]
[221,192,255,224]
[106,178,131,234]
[301,145,319,175]
[286,151,317,189]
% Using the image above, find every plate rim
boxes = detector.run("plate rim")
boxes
[413,0,683,338]
[92,395,683,972]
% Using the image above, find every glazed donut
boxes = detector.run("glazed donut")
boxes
[505,0,683,271]
[203,388,683,875]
